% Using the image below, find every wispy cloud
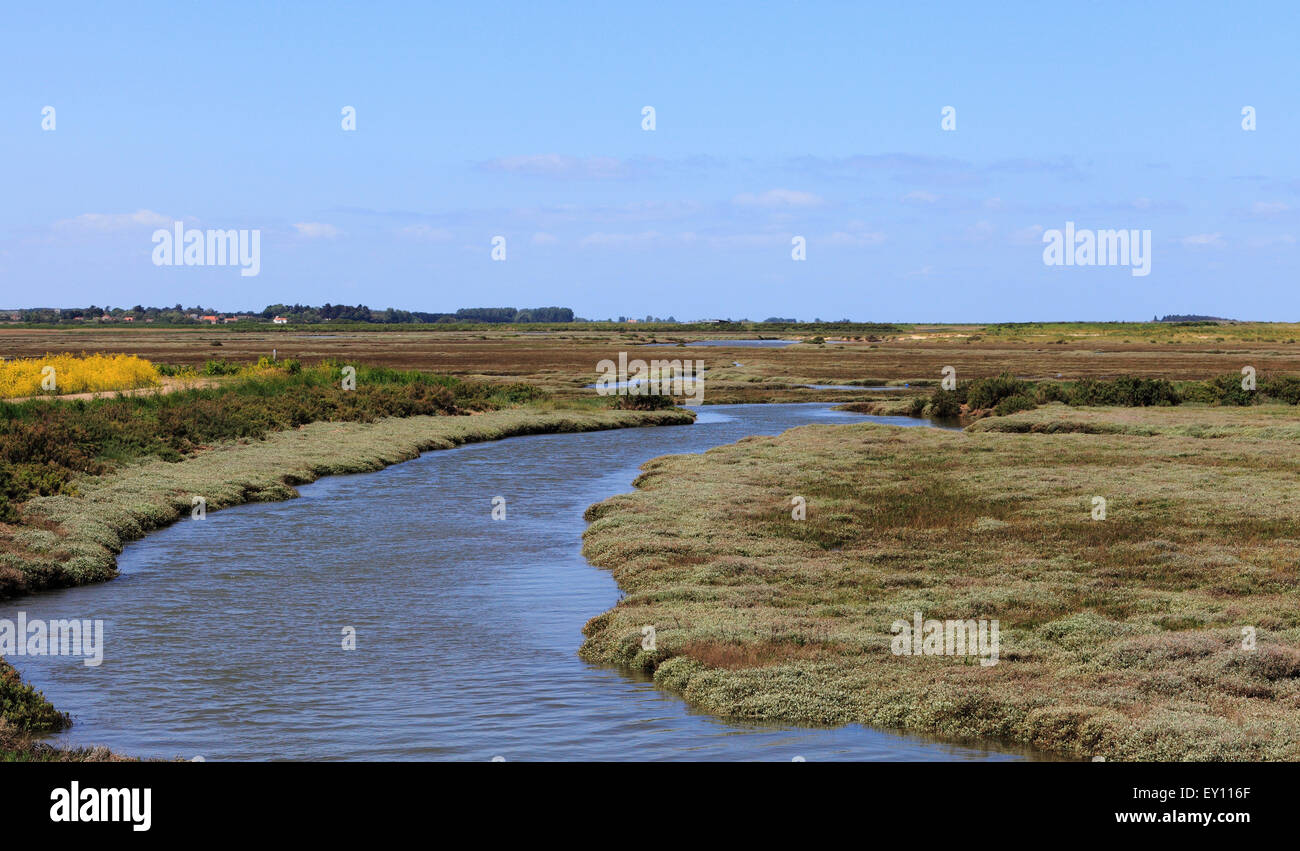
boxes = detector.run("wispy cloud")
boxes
[824,229,887,247]
[1251,201,1292,216]
[1009,224,1045,245]
[54,209,173,230]
[398,224,454,242]
[1178,232,1226,248]
[578,230,666,248]
[902,190,940,204]
[480,154,632,179]
[293,222,342,239]
[1246,234,1296,248]
[732,189,824,208]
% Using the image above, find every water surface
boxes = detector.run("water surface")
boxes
[646,339,798,347]
[4,404,1035,761]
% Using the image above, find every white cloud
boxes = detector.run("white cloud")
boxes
[398,224,453,242]
[732,189,824,208]
[293,222,342,239]
[1246,234,1296,248]
[55,209,173,230]
[578,230,664,248]
[481,154,629,179]
[963,220,995,242]
[1178,233,1225,248]
[824,230,886,247]
[902,190,939,204]
[1010,224,1045,245]
[1251,201,1291,215]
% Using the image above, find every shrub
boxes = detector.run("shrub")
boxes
[1,659,69,732]
[966,373,1031,410]
[0,354,159,398]
[993,394,1037,416]
[1034,382,1070,404]
[1260,375,1300,405]
[612,394,679,411]
[1195,374,1256,406]
[202,359,242,376]
[928,391,962,419]
[1068,377,1179,406]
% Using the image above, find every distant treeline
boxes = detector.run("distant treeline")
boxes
[262,305,575,324]
[1156,315,1233,323]
[7,304,577,325]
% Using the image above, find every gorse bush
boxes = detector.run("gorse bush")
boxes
[1180,374,1253,406]
[993,393,1037,416]
[154,363,197,378]
[0,354,159,399]
[966,373,1033,410]
[612,393,680,411]
[928,391,962,420]
[920,372,1300,420]
[202,359,242,376]
[1260,375,1300,404]
[1068,376,1179,407]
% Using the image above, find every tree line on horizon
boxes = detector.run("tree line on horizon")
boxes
[7,304,578,325]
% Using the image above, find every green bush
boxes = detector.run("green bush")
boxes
[966,373,1031,410]
[612,393,679,411]
[1192,374,1256,406]
[1260,375,1300,405]
[1034,382,1070,404]
[1,659,69,732]
[202,359,241,376]
[993,394,1037,416]
[1068,377,1179,406]
[928,391,962,419]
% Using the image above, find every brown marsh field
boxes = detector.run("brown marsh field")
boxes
[6,321,1300,403]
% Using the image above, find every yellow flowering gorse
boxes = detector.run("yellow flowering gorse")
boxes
[0,353,161,398]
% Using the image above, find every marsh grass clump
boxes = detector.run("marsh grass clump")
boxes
[0,658,68,733]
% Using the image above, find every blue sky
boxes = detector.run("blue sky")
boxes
[2,1,1298,321]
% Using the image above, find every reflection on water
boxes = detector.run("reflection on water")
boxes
[1,404,1042,761]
